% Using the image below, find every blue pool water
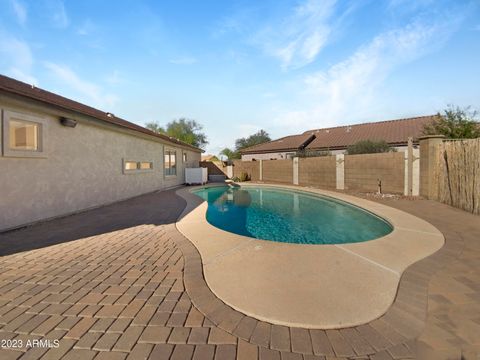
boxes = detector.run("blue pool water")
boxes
[192,186,393,245]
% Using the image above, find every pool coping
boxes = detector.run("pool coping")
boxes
[174,183,445,332]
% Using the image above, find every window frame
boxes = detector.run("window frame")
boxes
[183,152,187,163]
[122,159,154,174]
[2,110,48,158]
[164,149,177,177]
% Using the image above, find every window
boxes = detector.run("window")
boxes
[123,159,153,174]
[164,150,177,176]
[124,161,138,171]
[2,110,47,158]
[10,120,39,150]
[183,152,187,162]
[139,162,153,170]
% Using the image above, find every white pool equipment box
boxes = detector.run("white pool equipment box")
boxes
[185,167,208,185]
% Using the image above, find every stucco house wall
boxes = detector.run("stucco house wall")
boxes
[0,95,200,231]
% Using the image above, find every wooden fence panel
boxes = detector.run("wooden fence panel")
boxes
[433,139,480,214]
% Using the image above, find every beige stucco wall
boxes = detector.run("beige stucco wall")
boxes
[0,95,201,231]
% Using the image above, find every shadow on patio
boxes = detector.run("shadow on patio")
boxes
[0,188,191,256]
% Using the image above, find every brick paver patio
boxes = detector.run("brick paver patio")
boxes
[0,188,478,359]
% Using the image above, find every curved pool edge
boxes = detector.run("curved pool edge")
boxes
[175,183,445,329]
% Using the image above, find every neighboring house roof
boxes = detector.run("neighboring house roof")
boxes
[240,133,315,154]
[201,154,219,161]
[304,116,437,150]
[240,116,438,154]
[0,74,202,152]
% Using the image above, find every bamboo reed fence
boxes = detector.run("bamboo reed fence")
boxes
[432,138,480,214]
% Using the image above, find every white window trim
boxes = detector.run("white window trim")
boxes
[164,148,177,177]
[2,109,48,158]
[122,159,154,174]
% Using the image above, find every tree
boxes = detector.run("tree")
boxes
[166,118,208,149]
[235,130,271,150]
[423,105,480,139]
[346,140,396,155]
[145,121,164,134]
[219,147,240,160]
[219,129,271,160]
[145,118,208,150]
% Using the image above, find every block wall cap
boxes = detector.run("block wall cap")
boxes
[419,135,446,140]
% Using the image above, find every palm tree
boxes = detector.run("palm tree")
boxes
[219,147,240,160]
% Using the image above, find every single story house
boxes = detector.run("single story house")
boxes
[0,74,202,231]
[240,115,438,161]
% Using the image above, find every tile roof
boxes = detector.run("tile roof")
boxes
[304,116,438,150]
[240,115,438,154]
[0,74,202,152]
[240,133,315,154]
[201,154,218,161]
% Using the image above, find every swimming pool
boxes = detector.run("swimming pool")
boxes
[192,185,393,245]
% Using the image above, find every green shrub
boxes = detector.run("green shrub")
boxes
[346,140,396,155]
[239,172,251,182]
[423,105,480,139]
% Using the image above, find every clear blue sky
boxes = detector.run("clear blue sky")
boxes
[1,0,479,154]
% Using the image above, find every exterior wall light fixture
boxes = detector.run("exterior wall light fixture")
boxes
[60,117,77,128]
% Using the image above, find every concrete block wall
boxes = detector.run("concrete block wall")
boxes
[199,161,228,176]
[236,149,418,196]
[344,152,405,194]
[262,159,293,184]
[298,156,337,189]
[232,160,260,181]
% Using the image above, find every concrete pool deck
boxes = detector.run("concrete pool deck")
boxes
[176,184,445,329]
[0,187,479,359]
